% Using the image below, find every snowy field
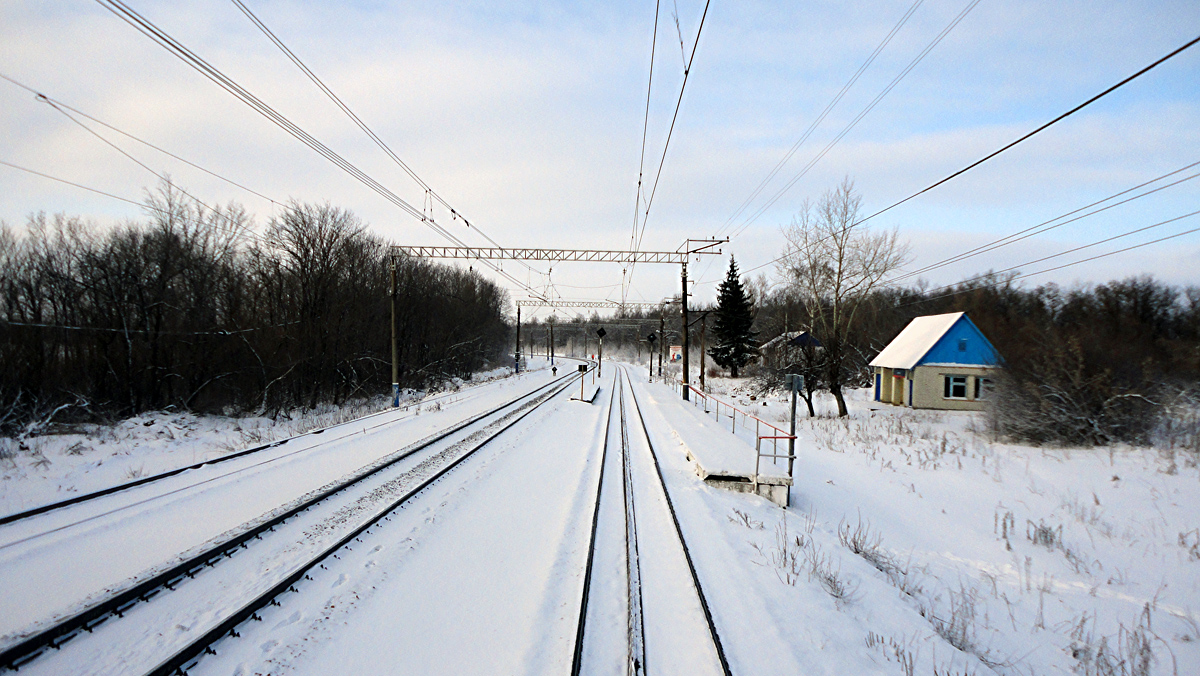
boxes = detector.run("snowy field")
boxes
[0,358,1196,675]
[679,374,1200,675]
[0,366,518,518]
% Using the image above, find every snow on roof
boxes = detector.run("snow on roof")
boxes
[868,312,964,370]
[761,331,804,350]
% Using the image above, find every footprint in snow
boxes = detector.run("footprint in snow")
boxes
[275,611,302,628]
[260,639,279,653]
[372,545,383,552]
[332,573,349,588]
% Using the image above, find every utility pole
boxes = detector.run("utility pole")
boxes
[515,305,521,373]
[658,310,665,378]
[682,264,690,401]
[391,258,400,407]
[699,313,707,393]
[549,318,555,365]
[596,327,606,376]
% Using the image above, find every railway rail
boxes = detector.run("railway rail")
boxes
[0,369,541,527]
[0,363,590,674]
[571,365,731,675]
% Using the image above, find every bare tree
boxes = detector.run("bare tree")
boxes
[778,178,909,417]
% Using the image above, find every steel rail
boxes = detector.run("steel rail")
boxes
[623,365,733,676]
[0,366,586,672]
[0,379,511,527]
[569,373,618,676]
[142,369,584,676]
[619,373,647,675]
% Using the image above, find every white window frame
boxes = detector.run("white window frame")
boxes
[975,377,993,400]
[943,375,968,400]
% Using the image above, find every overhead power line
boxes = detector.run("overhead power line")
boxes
[623,0,661,303]
[890,160,1200,283]
[624,0,711,300]
[729,32,1200,282]
[1,71,280,207]
[1,158,257,247]
[908,215,1200,306]
[727,0,982,240]
[853,32,1200,228]
[917,208,1200,297]
[228,0,538,276]
[717,0,925,237]
[94,0,545,300]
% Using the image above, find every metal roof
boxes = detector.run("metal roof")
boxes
[868,312,965,370]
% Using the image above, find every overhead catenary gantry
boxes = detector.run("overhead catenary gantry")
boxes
[393,240,726,401]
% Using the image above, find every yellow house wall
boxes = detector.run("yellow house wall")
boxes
[911,365,997,410]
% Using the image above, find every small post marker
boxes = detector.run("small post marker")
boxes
[784,374,804,478]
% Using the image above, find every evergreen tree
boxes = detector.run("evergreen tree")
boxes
[708,257,759,377]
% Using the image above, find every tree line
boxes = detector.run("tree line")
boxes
[0,182,510,434]
[753,178,1200,445]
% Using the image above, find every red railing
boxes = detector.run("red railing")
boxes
[666,378,795,486]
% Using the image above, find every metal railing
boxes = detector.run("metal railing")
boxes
[667,379,795,488]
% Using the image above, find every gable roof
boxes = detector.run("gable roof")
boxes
[762,330,822,351]
[870,312,994,370]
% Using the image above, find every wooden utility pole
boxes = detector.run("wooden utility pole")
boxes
[699,313,707,393]
[515,305,521,372]
[682,265,690,401]
[390,259,399,407]
[549,319,555,365]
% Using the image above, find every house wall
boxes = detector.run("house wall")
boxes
[875,367,909,406]
[911,365,996,411]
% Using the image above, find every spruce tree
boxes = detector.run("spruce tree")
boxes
[708,257,758,377]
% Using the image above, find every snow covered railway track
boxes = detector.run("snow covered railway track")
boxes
[0,376,510,528]
[0,368,587,675]
[572,366,731,676]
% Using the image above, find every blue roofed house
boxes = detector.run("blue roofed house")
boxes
[868,312,1000,410]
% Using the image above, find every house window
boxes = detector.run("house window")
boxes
[943,375,967,399]
[975,377,993,400]
[958,338,968,352]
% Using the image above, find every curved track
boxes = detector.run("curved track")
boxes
[0,364,588,674]
[0,370,540,527]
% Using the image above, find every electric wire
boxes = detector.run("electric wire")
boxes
[906,216,1200,306]
[716,0,925,237]
[852,32,1200,230]
[625,0,711,298]
[913,208,1200,299]
[724,32,1200,283]
[228,0,547,280]
[888,160,1200,283]
[0,71,280,206]
[40,97,262,246]
[623,0,662,305]
[1,158,261,254]
[727,0,983,240]
[94,0,547,300]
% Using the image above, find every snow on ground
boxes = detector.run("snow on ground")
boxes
[2,356,1197,675]
[666,372,1200,675]
[0,365,522,517]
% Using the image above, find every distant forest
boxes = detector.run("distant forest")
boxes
[524,272,1200,446]
[0,184,509,434]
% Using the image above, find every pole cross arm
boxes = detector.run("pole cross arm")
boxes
[514,300,666,310]
[392,242,725,264]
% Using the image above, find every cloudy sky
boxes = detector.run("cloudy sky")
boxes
[2,0,1198,314]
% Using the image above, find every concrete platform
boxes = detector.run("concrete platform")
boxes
[641,385,792,508]
[570,382,601,403]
